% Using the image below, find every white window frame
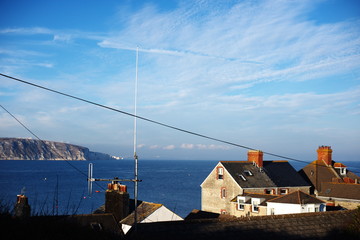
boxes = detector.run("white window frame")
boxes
[280,188,288,195]
[237,203,245,211]
[251,199,260,212]
[217,167,224,180]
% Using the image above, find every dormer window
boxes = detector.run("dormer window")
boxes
[334,163,347,176]
[217,167,224,180]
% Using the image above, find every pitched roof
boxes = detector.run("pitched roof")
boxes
[69,213,123,235]
[120,202,163,225]
[221,161,310,188]
[126,210,358,240]
[318,182,360,200]
[298,160,360,192]
[267,191,324,204]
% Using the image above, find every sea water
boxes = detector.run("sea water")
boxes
[0,159,217,217]
[0,159,359,217]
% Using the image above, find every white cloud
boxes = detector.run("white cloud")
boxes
[180,143,231,150]
[1,0,359,160]
[137,144,146,149]
[163,145,176,150]
[0,27,53,35]
[149,145,160,149]
[180,143,194,149]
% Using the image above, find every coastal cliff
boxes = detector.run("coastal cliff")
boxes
[0,138,116,160]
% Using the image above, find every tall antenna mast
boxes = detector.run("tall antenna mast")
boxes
[133,46,139,231]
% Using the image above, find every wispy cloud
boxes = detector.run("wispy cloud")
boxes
[1,0,359,159]
[181,143,230,150]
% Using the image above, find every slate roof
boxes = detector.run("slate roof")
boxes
[221,161,310,188]
[221,161,275,188]
[120,202,163,225]
[318,182,360,200]
[126,210,358,240]
[267,191,325,204]
[69,213,123,235]
[298,160,360,193]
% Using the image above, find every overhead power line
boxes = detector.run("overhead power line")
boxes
[1,73,359,173]
[0,103,105,190]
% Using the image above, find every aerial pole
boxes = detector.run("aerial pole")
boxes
[133,46,139,231]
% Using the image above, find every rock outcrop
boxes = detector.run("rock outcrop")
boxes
[0,138,116,160]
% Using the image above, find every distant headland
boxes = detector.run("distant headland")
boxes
[0,137,119,160]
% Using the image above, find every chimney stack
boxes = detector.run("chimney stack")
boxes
[317,146,332,166]
[14,195,31,218]
[105,182,129,222]
[248,150,263,168]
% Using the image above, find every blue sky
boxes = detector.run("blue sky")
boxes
[1,0,359,161]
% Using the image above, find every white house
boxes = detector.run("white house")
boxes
[120,201,183,234]
[266,190,326,215]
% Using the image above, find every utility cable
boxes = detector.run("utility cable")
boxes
[0,103,106,190]
[1,73,359,173]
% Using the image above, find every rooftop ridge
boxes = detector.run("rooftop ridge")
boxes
[321,181,360,185]
[267,190,324,204]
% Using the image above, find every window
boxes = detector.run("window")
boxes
[244,170,253,176]
[221,209,227,214]
[90,223,102,231]
[237,204,245,210]
[270,208,275,215]
[221,187,226,198]
[252,199,260,212]
[315,207,319,212]
[217,167,224,180]
[265,189,272,194]
[340,168,347,175]
[280,188,288,195]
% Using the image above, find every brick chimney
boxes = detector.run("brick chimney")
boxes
[317,146,332,166]
[248,150,263,168]
[105,182,129,222]
[14,195,31,218]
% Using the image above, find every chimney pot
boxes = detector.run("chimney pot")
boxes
[105,184,129,221]
[14,195,31,218]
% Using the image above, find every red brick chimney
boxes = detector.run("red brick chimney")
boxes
[14,195,31,218]
[317,146,332,166]
[248,150,263,168]
[105,182,129,221]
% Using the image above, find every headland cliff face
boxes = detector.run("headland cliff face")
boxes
[0,138,115,160]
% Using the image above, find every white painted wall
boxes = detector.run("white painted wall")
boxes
[122,206,183,234]
[142,205,183,223]
[122,224,132,234]
[267,202,326,215]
